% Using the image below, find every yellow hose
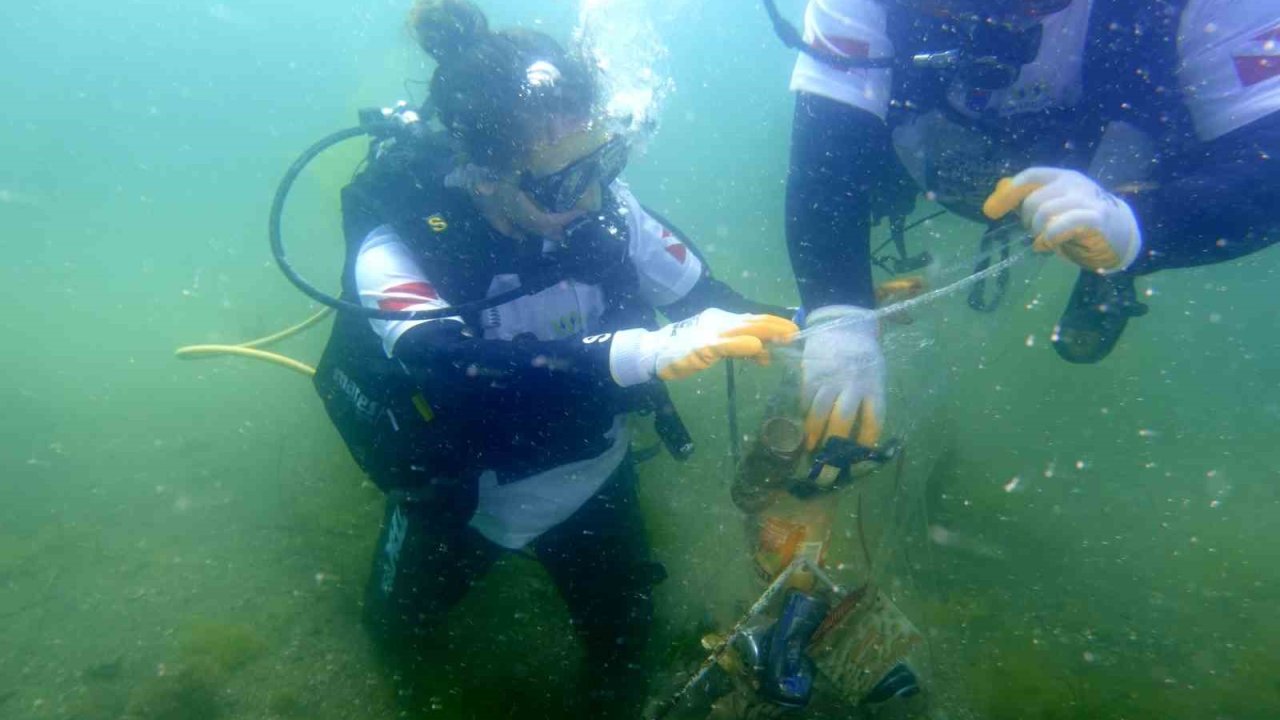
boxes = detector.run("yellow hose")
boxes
[174,307,334,378]
[235,307,334,348]
[174,345,318,377]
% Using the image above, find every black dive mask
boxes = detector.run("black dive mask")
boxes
[521,135,630,214]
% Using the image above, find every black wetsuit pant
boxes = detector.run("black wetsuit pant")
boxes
[362,459,659,718]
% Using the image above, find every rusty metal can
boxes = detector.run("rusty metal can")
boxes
[731,416,805,514]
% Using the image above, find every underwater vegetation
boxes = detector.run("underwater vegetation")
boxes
[122,660,224,720]
[59,620,270,720]
[120,621,266,720]
[177,620,267,674]
[264,686,307,718]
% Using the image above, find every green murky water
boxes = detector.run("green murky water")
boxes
[2,1,1278,718]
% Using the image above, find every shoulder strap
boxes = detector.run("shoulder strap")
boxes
[338,131,458,299]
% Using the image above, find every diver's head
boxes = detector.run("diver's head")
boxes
[411,0,628,240]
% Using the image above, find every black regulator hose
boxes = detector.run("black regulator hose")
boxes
[268,120,553,320]
[268,126,370,316]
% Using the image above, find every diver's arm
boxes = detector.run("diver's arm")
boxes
[356,224,624,396]
[359,223,794,399]
[784,3,898,451]
[785,93,901,451]
[786,92,893,311]
[1126,111,1280,274]
[783,0,899,311]
[392,322,626,412]
[659,272,791,322]
[393,309,796,396]
[987,3,1280,274]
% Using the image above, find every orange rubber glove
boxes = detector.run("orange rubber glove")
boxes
[983,167,1142,272]
[609,309,797,386]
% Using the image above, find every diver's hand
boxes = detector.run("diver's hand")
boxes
[609,309,797,387]
[983,167,1142,272]
[801,306,885,451]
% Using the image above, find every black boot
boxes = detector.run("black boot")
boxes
[1052,269,1148,364]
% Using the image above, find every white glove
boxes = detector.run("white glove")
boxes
[800,306,885,451]
[983,167,1142,272]
[609,309,797,387]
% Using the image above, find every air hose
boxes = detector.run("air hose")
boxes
[267,112,558,321]
[176,107,564,375]
[174,307,334,377]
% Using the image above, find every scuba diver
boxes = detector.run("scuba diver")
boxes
[778,0,1280,454]
[310,1,797,716]
[684,0,1280,715]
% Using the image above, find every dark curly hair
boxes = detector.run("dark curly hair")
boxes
[410,0,599,169]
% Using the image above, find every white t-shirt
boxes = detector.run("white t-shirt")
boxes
[790,0,895,120]
[1179,0,1280,141]
[353,183,703,548]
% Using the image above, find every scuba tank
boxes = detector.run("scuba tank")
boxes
[313,311,475,510]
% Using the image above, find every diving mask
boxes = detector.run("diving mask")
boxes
[522,132,629,214]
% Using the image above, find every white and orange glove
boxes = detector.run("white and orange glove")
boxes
[800,306,884,451]
[983,167,1142,273]
[609,309,797,387]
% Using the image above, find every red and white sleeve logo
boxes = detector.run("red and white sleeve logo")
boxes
[812,32,869,60]
[378,281,440,312]
[661,227,688,264]
[1234,25,1280,88]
